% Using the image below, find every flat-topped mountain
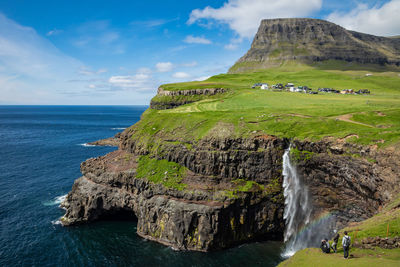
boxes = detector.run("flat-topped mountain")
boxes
[230,18,400,72]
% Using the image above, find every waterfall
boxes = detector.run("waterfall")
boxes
[281,146,335,257]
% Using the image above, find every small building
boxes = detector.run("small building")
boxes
[286,83,294,87]
[341,89,354,94]
[252,82,265,89]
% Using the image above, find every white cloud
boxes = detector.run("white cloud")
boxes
[155,62,173,72]
[181,61,198,67]
[137,67,152,74]
[224,43,238,50]
[0,14,156,104]
[184,35,212,44]
[188,0,322,38]
[46,29,63,36]
[130,18,179,28]
[108,73,154,91]
[0,13,86,104]
[72,20,124,55]
[193,75,211,81]
[78,67,108,76]
[172,72,191,79]
[326,0,400,36]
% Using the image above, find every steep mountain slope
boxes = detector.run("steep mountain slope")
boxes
[230,18,400,73]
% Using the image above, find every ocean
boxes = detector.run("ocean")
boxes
[0,106,284,267]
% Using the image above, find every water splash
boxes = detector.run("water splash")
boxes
[42,194,67,206]
[79,143,96,147]
[281,147,336,257]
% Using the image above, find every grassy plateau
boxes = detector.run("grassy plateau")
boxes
[132,62,400,149]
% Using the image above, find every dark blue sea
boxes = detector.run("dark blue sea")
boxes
[0,106,284,267]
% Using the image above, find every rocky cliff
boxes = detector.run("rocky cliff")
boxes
[230,18,400,72]
[150,87,227,110]
[61,129,400,251]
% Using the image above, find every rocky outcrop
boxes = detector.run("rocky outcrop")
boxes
[354,237,400,249]
[230,18,400,72]
[121,136,288,181]
[88,133,121,147]
[150,87,227,110]
[61,149,284,251]
[61,132,400,251]
[156,87,226,97]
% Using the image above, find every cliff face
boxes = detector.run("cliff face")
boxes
[150,87,227,110]
[230,18,400,72]
[61,138,287,251]
[61,130,400,251]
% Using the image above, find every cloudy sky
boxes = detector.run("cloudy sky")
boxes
[0,0,399,105]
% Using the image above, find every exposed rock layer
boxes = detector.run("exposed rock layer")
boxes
[156,87,226,96]
[150,87,227,110]
[61,149,284,251]
[230,18,400,72]
[62,132,400,251]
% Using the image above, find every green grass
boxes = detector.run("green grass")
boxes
[130,65,400,150]
[341,193,400,241]
[290,148,314,162]
[278,247,400,267]
[223,178,282,199]
[135,155,187,190]
[279,193,400,266]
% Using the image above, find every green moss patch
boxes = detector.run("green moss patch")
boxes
[290,148,315,162]
[136,155,187,190]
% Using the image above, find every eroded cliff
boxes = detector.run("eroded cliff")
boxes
[61,128,400,251]
[230,18,400,72]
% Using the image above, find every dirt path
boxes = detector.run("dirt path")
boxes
[336,114,375,128]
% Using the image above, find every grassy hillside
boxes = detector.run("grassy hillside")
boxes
[278,193,400,266]
[132,64,400,149]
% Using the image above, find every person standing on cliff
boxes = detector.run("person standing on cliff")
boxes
[332,232,340,253]
[342,231,351,259]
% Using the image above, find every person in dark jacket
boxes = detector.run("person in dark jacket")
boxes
[320,239,330,253]
[342,231,351,259]
[332,233,340,253]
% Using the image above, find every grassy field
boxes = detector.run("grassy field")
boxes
[134,64,400,148]
[278,247,400,267]
[278,193,400,267]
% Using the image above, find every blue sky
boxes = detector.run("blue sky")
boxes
[0,0,398,105]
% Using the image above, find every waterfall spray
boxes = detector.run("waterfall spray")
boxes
[281,146,336,257]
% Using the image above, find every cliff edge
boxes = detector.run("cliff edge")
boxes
[230,18,400,72]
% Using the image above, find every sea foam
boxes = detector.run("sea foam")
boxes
[43,194,67,206]
[80,143,96,147]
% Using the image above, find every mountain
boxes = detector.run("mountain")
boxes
[230,18,400,73]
